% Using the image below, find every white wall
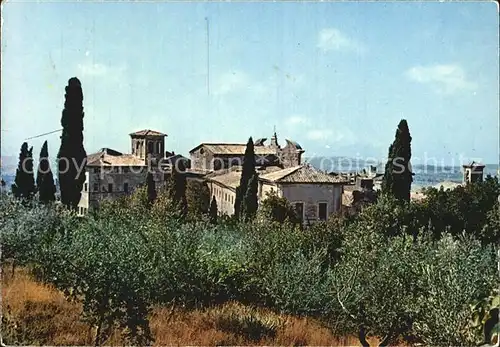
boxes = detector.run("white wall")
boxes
[209,182,236,216]
[259,181,282,200]
[280,183,342,222]
[77,171,90,215]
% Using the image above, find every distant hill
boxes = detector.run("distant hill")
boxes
[305,156,383,173]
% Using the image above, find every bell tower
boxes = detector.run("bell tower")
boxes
[462,161,485,184]
[130,129,167,165]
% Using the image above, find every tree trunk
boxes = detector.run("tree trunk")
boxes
[378,333,393,347]
[11,259,15,279]
[358,326,370,347]
[94,319,103,347]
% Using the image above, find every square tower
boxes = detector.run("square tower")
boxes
[462,161,485,184]
[130,129,167,164]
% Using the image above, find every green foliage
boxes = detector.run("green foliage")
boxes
[242,173,259,221]
[36,141,56,204]
[261,248,332,317]
[330,226,497,345]
[410,236,497,345]
[205,304,283,342]
[1,177,498,346]
[169,160,188,219]
[57,77,87,210]
[422,176,500,241]
[257,190,300,225]
[235,137,256,220]
[209,196,218,224]
[355,195,425,238]
[470,289,500,345]
[146,173,156,204]
[331,226,421,343]
[0,198,66,267]
[34,209,155,345]
[481,203,500,245]
[12,142,36,200]
[381,119,413,202]
[186,180,210,218]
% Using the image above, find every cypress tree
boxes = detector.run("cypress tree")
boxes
[37,141,56,203]
[242,173,259,221]
[209,196,218,224]
[57,77,87,209]
[170,160,188,218]
[11,142,36,200]
[381,119,413,202]
[147,172,156,204]
[234,137,256,219]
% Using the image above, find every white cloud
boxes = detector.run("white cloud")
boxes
[306,129,333,140]
[286,115,309,126]
[305,126,357,146]
[77,63,108,76]
[77,62,127,78]
[406,64,477,95]
[212,70,267,96]
[317,28,365,53]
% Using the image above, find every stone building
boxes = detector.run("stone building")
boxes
[130,129,167,164]
[189,132,305,172]
[462,161,485,184]
[77,129,168,215]
[206,164,347,223]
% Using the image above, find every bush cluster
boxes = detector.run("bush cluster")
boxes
[1,177,498,346]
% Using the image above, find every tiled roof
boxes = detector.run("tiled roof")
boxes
[284,139,304,151]
[260,165,348,184]
[208,170,241,190]
[190,143,277,155]
[207,165,346,190]
[129,129,167,137]
[86,148,145,167]
[462,161,485,168]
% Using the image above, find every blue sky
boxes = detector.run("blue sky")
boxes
[1,1,499,170]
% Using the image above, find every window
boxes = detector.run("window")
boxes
[318,202,328,221]
[157,142,161,154]
[93,183,98,192]
[124,182,129,193]
[148,142,154,154]
[108,183,113,193]
[93,167,99,173]
[84,183,88,192]
[294,202,304,222]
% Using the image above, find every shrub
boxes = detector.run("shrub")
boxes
[328,225,498,346]
[470,289,500,345]
[204,303,284,342]
[411,235,498,345]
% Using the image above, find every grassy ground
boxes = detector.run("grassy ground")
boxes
[2,267,381,346]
